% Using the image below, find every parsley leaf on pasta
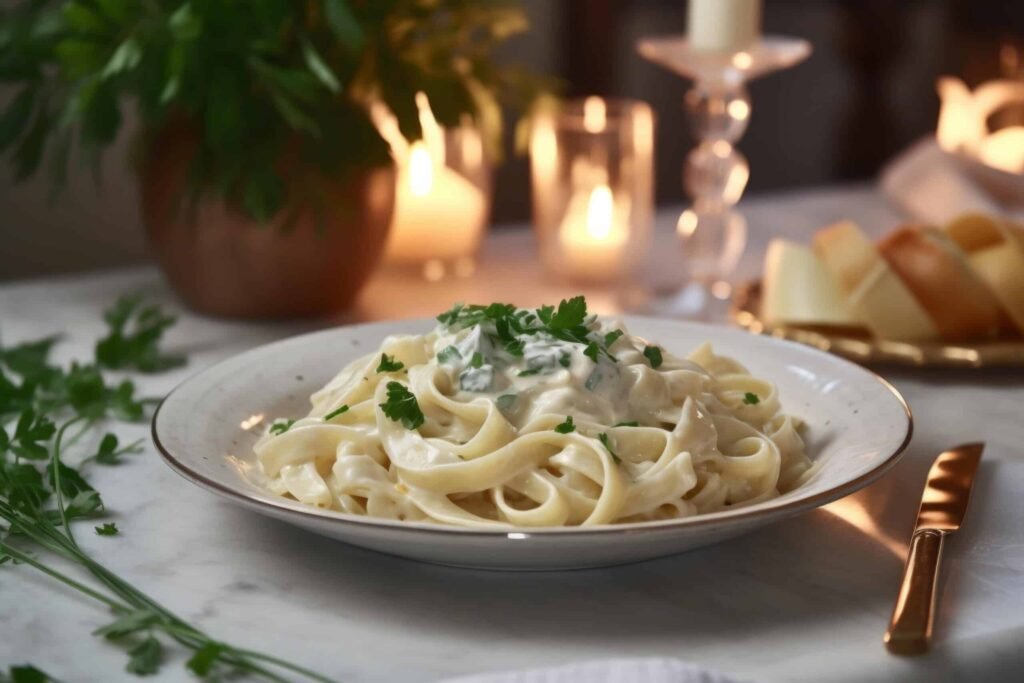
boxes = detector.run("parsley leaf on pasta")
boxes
[380,382,425,429]
[548,296,587,330]
[375,353,404,373]
[554,416,576,434]
[323,405,349,421]
[643,345,663,369]
[269,419,295,435]
[598,432,622,464]
[604,330,624,347]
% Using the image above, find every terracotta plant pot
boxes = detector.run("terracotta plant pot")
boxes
[140,124,395,319]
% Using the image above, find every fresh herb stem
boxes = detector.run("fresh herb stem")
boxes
[53,416,88,544]
[0,540,128,612]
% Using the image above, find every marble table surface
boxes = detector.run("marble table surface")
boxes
[2,185,1023,682]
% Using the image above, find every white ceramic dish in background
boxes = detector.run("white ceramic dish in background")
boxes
[152,318,912,571]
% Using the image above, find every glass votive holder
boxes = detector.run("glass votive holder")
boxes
[378,93,492,281]
[531,97,654,284]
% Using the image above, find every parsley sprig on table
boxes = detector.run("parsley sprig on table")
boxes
[436,296,619,362]
[95,296,185,372]
[0,298,331,682]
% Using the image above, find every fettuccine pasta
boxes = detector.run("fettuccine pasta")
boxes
[255,298,812,528]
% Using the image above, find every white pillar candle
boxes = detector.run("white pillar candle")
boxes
[687,0,761,53]
[385,141,487,264]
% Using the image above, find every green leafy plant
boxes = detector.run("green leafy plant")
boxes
[0,298,332,681]
[0,0,539,222]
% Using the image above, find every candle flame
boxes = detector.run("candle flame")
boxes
[408,142,434,196]
[936,76,1024,174]
[369,91,446,167]
[583,97,607,133]
[585,185,615,240]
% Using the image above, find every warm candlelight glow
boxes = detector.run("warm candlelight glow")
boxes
[585,185,615,241]
[978,126,1024,174]
[732,51,753,69]
[531,116,558,182]
[559,180,630,281]
[936,76,1024,175]
[727,98,750,121]
[407,143,434,196]
[371,92,488,266]
[531,98,653,284]
[583,97,607,133]
[239,413,265,431]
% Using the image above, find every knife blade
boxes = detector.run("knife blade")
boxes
[884,442,984,655]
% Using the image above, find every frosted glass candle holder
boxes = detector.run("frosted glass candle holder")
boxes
[530,97,655,284]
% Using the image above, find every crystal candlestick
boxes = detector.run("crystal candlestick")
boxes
[637,36,811,309]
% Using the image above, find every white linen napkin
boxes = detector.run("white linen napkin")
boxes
[879,137,1024,224]
[440,658,750,683]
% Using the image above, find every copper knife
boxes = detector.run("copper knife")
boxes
[884,442,984,655]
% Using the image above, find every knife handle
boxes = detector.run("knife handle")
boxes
[885,528,944,655]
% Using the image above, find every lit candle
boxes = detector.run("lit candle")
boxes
[687,0,761,53]
[978,127,1024,174]
[371,92,488,267]
[384,141,486,264]
[558,183,631,282]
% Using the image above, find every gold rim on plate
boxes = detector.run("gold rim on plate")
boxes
[731,281,1024,368]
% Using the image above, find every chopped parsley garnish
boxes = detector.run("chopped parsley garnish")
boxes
[614,420,639,427]
[583,342,600,363]
[323,404,349,421]
[604,330,624,347]
[518,368,541,377]
[269,419,295,435]
[548,295,587,330]
[437,345,461,364]
[375,353,404,373]
[558,353,571,368]
[434,296,617,364]
[436,302,465,325]
[743,392,760,406]
[496,394,518,412]
[95,522,119,536]
[470,352,484,368]
[380,381,425,429]
[598,432,622,464]
[554,416,576,434]
[643,345,663,369]
[504,339,525,357]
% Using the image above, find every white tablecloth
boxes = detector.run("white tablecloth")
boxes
[1,185,1022,683]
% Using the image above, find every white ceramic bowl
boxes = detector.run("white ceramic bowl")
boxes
[152,318,912,571]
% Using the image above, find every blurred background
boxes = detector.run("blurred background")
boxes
[2,0,1024,283]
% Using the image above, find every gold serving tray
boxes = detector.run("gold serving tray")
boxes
[731,282,1024,368]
